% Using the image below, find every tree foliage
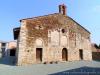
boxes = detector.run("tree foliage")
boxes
[99,44,100,49]
[94,44,100,49]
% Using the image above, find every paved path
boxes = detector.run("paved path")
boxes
[0,61,100,75]
[49,66,100,75]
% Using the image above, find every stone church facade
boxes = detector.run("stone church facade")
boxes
[14,4,92,66]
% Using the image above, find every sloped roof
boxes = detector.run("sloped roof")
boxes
[13,13,90,39]
[20,13,59,22]
[67,16,90,34]
[0,40,8,43]
[20,13,90,33]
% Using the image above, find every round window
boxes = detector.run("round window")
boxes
[62,29,65,33]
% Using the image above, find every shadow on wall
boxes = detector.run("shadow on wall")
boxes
[49,66,100,75]
[0,49,17,66]
[0,56,16,66]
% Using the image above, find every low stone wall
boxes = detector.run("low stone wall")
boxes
[92,52,100,60]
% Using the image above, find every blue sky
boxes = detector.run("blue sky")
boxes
[0,0,100,44]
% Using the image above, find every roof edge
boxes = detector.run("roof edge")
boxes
[67,16,90,34]
[19,13,90,34]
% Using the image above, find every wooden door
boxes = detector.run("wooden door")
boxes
[79,49,83,60]
[62,48,68,61]
[36,48,42,62]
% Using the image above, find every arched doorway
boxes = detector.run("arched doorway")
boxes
[10,48,16,56]
[62,48,68,61]
[35,38,43,62]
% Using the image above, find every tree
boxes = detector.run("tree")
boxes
[99,44,100,49]
[94,44,99,49]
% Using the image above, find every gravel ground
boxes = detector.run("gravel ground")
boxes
[0,61,100,75]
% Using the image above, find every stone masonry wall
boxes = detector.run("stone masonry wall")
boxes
[17,13,92,65]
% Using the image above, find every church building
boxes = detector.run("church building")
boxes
[13,4,92,65]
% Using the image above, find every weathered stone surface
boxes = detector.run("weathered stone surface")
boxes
[16,13,92,66]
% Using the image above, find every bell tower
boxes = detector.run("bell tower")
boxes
[59,4,67,15]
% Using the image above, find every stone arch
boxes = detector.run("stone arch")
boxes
[10,48,16,56]
[35,38,43,47]
[62,48,68,61]
[35,38,43,62]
